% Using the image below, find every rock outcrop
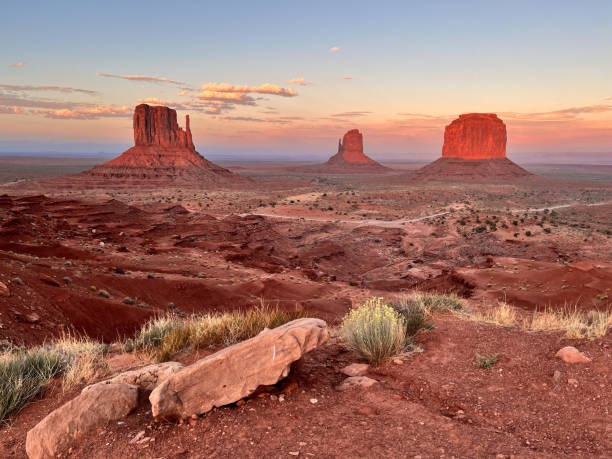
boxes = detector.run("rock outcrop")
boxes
[415,113,531,181]
[76,104,246,188]
[150,318,328,420]
[294,129,390,174]
[442,113,506,159]
[26,383,138,459]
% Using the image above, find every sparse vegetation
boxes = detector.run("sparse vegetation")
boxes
[470,302,517,327]
[0,346,66,421]
[342,297,406,365]
[476,353,498,369]
[528,307,612,340]
[127,306,307,362]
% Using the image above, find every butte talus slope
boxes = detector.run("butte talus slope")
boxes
[416,113,532,181]
[77,104,245,187]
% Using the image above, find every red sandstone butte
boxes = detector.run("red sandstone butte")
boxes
[442,113,506,160]
[333,129,375,164]
[415,113,531,181]
[82,104,244,186]
[319,129,389,173]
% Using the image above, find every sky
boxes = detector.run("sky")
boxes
[1,0,611,162]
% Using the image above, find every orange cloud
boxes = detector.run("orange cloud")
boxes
[33,104,130,120]
[288,78,314,86]
[0,106,25,115]
[200,82,297,97]
[330,46,340,52]
[96,72,184,85]
[10,62,24,68]
[177,90,188,96]
[342,76,353,80]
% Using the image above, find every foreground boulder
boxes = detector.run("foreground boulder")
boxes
[83,361,184,393]
[150,318,328,420]
[556,346,591,364]
[26,383,138,459]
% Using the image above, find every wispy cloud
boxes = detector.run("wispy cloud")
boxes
[200,83,297,97]
[331,111,372,118]
[96,72,185,85]
[10,62,24,68]
[33,104,130,120]
[223,116,292,124]
[342,76,353,80]
[330,46,340,52]
[501,104,612,121]
[287,78,314,86]
[0,84,98,96]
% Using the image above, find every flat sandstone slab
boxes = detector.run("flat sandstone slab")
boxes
[150,318,328,420]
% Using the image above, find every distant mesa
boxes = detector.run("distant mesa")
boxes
[297,129,390,174]
[416,113,531,181]
[81,104,245,186]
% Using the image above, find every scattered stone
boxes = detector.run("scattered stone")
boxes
[25,313,40,324]
[98,289,111,299]
[392,359,403,365]
[555,346,591,364]
[150,318,328,420]
[129,431,146,444]
[340,363,370,377]
[64,261,72,267]
[568,378,579,386]
[335,376,378,392]
[39,274,60,287]
[113,267,125,274]
[26,383,138,459]
[63,277,72,284]
[356,406,378,416]
[124,297,135,305]
[0,281,9,297]
[11,277,23,286]
[84,362,184,393]
[309,398,318,404]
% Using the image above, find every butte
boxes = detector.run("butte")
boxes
[54,104,246,189]
[416,113,531,181]
[296,129,390,174]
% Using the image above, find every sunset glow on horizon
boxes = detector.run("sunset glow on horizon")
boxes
[1,1,611,161]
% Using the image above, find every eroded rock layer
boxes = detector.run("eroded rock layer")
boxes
[442,113,506,160]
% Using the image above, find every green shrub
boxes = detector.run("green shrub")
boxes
[389,296,428,336]
[0,347,66,421]
[341,297,405,365]
[475,353,498,369]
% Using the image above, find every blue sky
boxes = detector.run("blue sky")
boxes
[1,1,611,161]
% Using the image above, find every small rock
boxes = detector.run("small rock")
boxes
[289,452,299,456]
[25,313,40,324]
[63,277,72,284]
[0,281,10,297]
[309,398,318,404]
[65,261,72,267]
[124,297,135,305]
[11,277,23,286]
[356,406,378,416]
[393,359,403,365]
[335,376,378,392]
[568,378,579,386]
[99,290,111,299]
[340,363,370,377]
[552,370,562,385]
[129,430,146,444]
[555,346,591,364]
[39,274,60,287]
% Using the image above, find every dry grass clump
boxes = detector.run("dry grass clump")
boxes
[0,346,65,421]
[470,301,518,327]
[342,297,406,366]
[130,306,308,362]
[55,335,109,390]
[528,307,612,340]
[466,300,611,340]
[389,292,464,336]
